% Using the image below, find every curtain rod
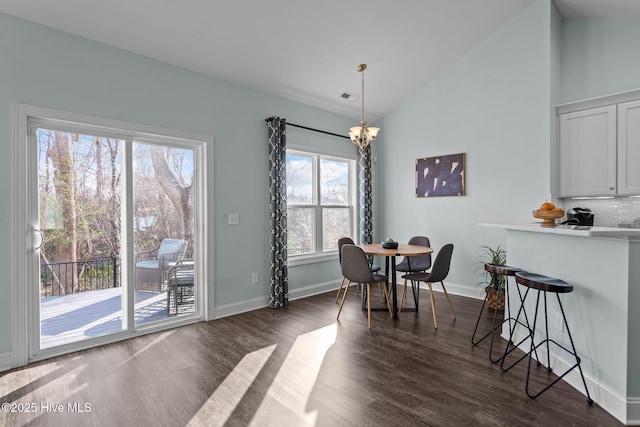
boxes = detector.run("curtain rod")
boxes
[265,118,350,140]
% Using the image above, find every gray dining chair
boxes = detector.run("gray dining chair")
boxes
[336,236,380,303]
[338,244,392,329]
[400,243,456,329]
[395,236,431,310]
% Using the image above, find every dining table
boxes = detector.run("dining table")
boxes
[358,243,433,319]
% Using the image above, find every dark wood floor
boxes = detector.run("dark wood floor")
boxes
[0,287,623,427]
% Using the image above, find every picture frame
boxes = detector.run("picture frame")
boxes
[415,152,465,198]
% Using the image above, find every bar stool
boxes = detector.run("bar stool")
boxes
[507,272,593,403]
[471,264,531,363]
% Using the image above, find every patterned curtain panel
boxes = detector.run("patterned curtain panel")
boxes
[267,117,289,308]
[359,145,373,245]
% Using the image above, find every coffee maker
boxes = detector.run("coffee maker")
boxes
[564,207,594,226]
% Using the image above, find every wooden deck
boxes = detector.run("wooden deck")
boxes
[40,287,194,348]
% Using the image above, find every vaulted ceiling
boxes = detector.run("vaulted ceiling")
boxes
[1,0,638,121]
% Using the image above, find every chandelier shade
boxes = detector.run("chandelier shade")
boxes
[349,123,380,147]
[349,64,379,149]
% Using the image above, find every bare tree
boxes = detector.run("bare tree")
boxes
[49,131,78,294]
[286,160,309,203]
[149,146,193,246]
[106,139,121,257]
[36,132,195,294]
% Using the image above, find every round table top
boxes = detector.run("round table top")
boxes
[358,243,433,257]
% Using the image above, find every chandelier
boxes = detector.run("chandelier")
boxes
[349,64,380,149]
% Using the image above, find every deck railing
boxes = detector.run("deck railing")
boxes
[41,257,121,298]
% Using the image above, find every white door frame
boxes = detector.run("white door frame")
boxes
[12,103,213,367]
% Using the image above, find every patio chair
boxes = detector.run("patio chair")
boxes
[135,238,188,291]
[166,259,195,315]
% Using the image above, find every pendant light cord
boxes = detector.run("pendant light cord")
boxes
[361,67,365,125]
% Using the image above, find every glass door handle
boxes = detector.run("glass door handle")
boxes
[34,227,44,250]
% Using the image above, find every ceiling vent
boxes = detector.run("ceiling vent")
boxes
[340,91,359,102]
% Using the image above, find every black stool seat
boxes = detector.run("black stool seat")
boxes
[515,272,573,293]
[484,264,524,277]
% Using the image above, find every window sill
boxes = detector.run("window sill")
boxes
[288,252,338,266]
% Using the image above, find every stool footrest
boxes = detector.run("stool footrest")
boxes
[500,328,538,372]
[526,338,585,399]
[473,317,532,364]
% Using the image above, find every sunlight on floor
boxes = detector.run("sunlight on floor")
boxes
[187,323,337,427]
[0,362,61,396]
[249,323,337,427]
[188,344,277,427]
[0,364,88,426]
[117,330,176,367]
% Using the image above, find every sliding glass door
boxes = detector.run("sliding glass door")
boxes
[35,126,126,349]
[27,112,205,358]
[132,140,197,325]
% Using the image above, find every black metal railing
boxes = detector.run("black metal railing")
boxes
[41,257,121,298]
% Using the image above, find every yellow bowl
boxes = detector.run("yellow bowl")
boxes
[532,209,565,226]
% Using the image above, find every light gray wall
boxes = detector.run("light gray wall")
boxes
[376,0,553,291]
[549,1,563,195]
[0,12,357,354]
[561,18,640,104]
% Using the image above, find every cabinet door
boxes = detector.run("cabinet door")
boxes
[559,105,617,197]
[617,100,640,196]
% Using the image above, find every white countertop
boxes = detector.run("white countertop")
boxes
[478,221,640,239]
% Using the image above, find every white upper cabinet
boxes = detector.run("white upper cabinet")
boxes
[617,100,640,196]
[558,105,617,197]
[556,89,640,198]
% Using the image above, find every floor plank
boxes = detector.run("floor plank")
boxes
[1,288,623,426]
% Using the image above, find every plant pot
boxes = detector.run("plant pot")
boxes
[485,287,505,311]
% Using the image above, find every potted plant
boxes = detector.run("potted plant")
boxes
[476,245,507,310]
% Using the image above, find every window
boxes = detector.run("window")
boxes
[286,148,356,258]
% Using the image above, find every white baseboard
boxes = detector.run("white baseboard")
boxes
[0,351,13,373]
[212,280,340,319]
[212,278,476,320]
[505,328,637,425]
[213,296,270,319]
[289,280,340,301]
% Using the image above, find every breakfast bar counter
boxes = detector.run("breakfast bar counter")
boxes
[479,221,640,239]
[480,222,640,425]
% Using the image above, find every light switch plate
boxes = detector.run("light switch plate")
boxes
[228,213,239,225]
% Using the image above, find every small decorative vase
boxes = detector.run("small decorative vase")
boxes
[381,239,398,249]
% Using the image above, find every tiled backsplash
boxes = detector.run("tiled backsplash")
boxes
[555,197,640,228]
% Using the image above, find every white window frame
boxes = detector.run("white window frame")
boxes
[12,103,213,367]
[286,145,357,266]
